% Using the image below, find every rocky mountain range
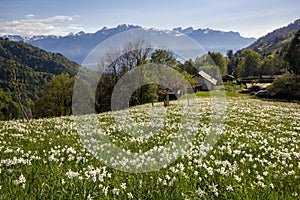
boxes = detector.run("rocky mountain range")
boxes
[2,24,256,63]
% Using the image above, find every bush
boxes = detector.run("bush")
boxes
[267,73,300,100]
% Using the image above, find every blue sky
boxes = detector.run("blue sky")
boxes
[0,0,299,38]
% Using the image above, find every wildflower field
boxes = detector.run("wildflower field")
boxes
[0,96,299,199]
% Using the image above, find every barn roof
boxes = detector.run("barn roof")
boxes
[194,70,218,85]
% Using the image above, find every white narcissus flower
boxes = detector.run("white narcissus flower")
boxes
[121,182,127,190]
[19,174,26,184]
[87,194,93,200]
[292,192,298,197]
[112,188,120,195]
[226,185,234,191]
[66,169,79,179]
[127,192,133,199]
[102,186,109,196]
[195,187,205,197]
[13,173,26,188]
[210,183,218,197]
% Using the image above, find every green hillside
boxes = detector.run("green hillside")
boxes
[0,38,80,120]
[247,19,300,54]
[230,20,300,81]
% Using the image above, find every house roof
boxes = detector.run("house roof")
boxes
[222,74,235,80]
[194,70,218,85]
[260,75,279,79]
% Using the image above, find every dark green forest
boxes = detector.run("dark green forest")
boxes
[0,38,79,120]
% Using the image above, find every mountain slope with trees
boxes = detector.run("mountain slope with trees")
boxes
[247,19,300,54]
[228,20,300,79]
[267,29,300,99]
[0,38,80,120]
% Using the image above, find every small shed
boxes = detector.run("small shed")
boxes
[158,88,177,107]
[222,74,235,82]
[193,70,218,91]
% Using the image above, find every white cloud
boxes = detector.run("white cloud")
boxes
[25,14,35,19]
[40,15,79,23]
[0,15,82,37]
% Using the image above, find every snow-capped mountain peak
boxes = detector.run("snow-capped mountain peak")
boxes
[1,24,256,63]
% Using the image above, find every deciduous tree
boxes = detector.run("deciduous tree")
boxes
[34,73,75,118]
[285,29,300,74]
[237,49,261,77]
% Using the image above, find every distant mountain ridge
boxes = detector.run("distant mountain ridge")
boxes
[2,24,255,63]
[247,19,300,54]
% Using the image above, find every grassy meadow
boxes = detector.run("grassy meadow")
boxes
[0,95,299,199]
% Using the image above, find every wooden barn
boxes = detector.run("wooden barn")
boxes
[193,70,218,91]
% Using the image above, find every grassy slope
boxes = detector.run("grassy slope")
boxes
[0,96,299,199]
